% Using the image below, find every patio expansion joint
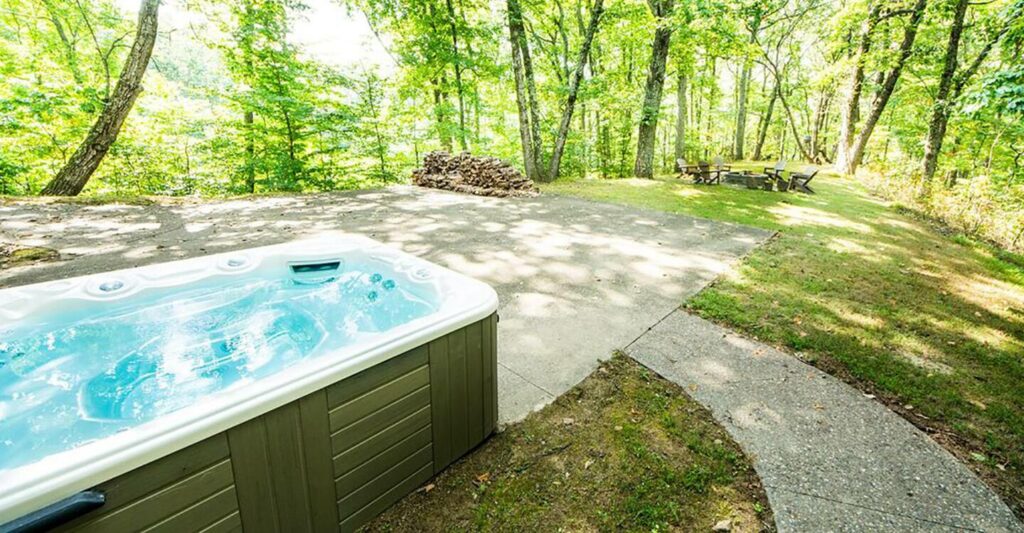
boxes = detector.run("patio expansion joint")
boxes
[497,361,556,398]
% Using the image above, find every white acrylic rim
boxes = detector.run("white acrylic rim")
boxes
[0,236,499,523]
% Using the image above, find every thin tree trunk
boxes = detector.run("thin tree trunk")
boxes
[633,0,674,178]
[835,5,880,174]
[753,79,778,160]
[546,0,604,181]
[776,83,811,160]
[445,0,468,151]
[846,0,927,174]
[507,0,544,180]
[734,62,751,160]
[921,0,1008,191]
[244,110,255,192]
[920,0,967,189]
[734,14,761,160]
[673,71,687,164]
[810,88,831,163]
[41,0,160,196]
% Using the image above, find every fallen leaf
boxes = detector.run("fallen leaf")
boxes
[475,472,490,484]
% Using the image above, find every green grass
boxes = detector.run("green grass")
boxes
[543,164,1024,518]
[367,355,772,532]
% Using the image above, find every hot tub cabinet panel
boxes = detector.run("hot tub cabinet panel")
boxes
[40,314,497,533]
[52,436,242,532]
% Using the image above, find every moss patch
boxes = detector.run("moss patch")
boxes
[544,165,1024,519]
[367,355,772,532]
[1,246,60,267]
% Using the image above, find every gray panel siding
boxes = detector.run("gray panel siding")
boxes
[429,315,499,472]
[227,396,339,532]
[326,346,429,409]
[335,425,433,497]
[55,436,239,532]
[65,459,237,532]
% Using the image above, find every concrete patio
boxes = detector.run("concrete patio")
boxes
[0,186,770,423]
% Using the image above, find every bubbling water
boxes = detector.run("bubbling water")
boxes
[0,266,436,470]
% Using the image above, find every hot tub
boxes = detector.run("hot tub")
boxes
[0,237,499,531]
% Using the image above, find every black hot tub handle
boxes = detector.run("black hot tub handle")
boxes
[1,491,106,533]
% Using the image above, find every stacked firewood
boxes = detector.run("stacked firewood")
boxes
[412,151,539,198]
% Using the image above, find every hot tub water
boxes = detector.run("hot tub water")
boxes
[0,262,436,471]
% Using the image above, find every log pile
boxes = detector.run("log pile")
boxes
[411,151,539,197]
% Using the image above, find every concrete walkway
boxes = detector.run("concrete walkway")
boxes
[1,186,769,423]
[627,309,1022,532]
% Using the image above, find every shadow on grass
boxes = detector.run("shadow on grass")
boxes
[544,165,1024,519]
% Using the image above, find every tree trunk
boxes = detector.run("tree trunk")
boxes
[776,83,811,160]
[753,79,778,160]
[810,88,831,163]
[633,0,674,178]
[244,110,255,193]
[834,5,880,174]
[920,0,967,189]
[673,71,687,164]
[734,14,760,160]
[921,0,1006,191]
[846,0,927,174]
[41,0,160,196]
[734,61,751,160]
[506,0,544,181]
[546,0,604,181]
[445,0,468,151]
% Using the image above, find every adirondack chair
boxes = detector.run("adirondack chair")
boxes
[764,159,787,182]
[789,167,819,194]
[676,158,700,180]
[713,156,731,173]
[695,161,720,184]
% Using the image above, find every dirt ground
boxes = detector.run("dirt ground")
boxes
[366,354,774,532]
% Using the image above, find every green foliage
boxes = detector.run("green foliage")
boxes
[0,0,1021,249]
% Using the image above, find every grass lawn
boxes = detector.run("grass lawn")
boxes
[544,164,1024,518]
[368,355,773,532]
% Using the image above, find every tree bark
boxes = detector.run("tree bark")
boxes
[633,0,674,178]
[734,14,761,160]
[445,0,468,151]
[673,71,687,164]
[920,0,967,189]
[753,78,778,160]
[834,4,880,174]
[734,61,751,160]
[810,87,831,163]
[244,110,255,192]
[547,0,604,181]
[506,0,544,180]
[845,0,927,175]
[920,0,1009,190]
[41,0,160,196]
